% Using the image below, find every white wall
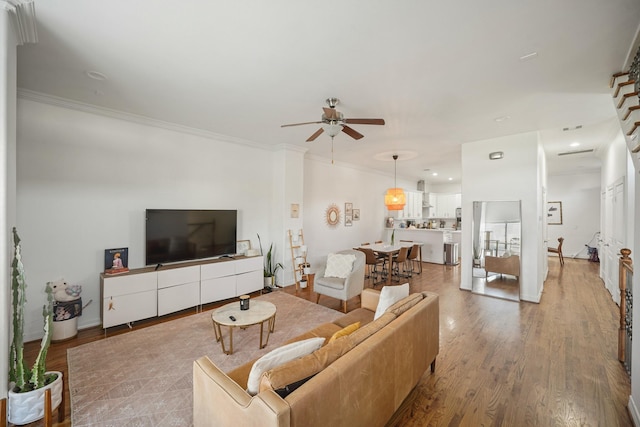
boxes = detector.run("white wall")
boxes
[1,7,18,403]
[16,99,279,340]
[461,131,545,302]
[546,172,601,259]
[303,157,410,272]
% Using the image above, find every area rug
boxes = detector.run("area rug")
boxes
[67,291,342,427]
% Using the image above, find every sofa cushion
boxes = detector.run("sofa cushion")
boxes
[328,322,360,344]
[374,283,409,320]
[324,253,356,279]
[386,293,424,317]
[246,337,324,395]
[285,322,341,345]
[259,312,397,393]
[333,307,375,328]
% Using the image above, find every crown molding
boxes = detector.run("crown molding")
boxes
[2,0,37,45]
[17,88,274,152]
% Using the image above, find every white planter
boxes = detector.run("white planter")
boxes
[8,371,63,425]
[264,276,275,288]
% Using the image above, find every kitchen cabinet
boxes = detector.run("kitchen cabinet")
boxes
[389,190,423,219]
[434,193,462,218]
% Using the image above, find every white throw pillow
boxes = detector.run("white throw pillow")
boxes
[246,337,325,395]
[324,253,357,279]
[374,283,410,320]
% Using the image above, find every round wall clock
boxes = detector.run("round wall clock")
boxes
[325,204,341,227]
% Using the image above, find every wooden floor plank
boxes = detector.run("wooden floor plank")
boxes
[18,256,632,426]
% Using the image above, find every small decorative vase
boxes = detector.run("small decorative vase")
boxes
[8,371,63,425]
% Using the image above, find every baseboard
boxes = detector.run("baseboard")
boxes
[629,394,639,426]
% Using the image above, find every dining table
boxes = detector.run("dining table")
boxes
[360,241,424,286]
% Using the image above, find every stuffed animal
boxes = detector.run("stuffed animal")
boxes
[49,279,81,302]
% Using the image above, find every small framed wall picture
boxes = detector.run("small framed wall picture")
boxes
[291,203,300,218]
[345,202,353,216]
[353,209,360,220]
[547,201,563,225]
[237,240,251,255]
[345,215,353,227]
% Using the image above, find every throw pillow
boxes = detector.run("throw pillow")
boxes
[324,253,357,279]
[246,337,324,395]
[374,283,410,320]
[327,322,361,344]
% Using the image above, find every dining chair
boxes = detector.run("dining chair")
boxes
[548,237,565,266]
[407,244,421,275]
[391,246,411,280]
[358,247,386,285]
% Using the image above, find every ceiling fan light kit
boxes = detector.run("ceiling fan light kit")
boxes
[281,98,386,163]
[385,154,406,211]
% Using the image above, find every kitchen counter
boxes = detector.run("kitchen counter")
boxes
[384,228,461,264]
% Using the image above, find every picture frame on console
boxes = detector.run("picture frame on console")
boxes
[104,247,129,275]
[236,240,251,255]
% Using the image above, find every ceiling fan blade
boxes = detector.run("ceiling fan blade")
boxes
[306,128,324,142]
[343,118,385,125]
[281,121,323,128]
[323,107,340,120]
[341,125,364,140]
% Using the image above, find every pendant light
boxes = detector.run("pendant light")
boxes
[385,154,406,210]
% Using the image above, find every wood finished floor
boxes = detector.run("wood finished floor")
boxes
[19,257,632,426]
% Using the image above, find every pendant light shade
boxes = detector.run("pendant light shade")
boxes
[385,155,406,211]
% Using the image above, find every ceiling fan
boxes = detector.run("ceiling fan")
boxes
[281,97,385,142]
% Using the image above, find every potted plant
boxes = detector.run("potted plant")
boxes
[257,234,284,289]
[8,228,63,425]
[473,245,482,268]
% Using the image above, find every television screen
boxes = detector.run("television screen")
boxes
[145,209,237,265]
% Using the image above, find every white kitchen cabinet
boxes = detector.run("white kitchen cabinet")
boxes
[434,193,462,218]
[391,190,423,219]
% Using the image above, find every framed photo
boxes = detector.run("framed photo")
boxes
[104,247,129,274]
[236,240,251,255]
[290,203,299,218]
[345,202,353,216]
[345,215,353,227]
[353,209,360,221]
[547,201,563,225]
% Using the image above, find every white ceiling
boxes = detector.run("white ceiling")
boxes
[16,0,640,185]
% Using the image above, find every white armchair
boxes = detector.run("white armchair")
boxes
[314,250,365,313]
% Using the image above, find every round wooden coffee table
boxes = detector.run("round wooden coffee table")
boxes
[211,300,277,355]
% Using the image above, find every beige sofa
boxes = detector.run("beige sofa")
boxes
[193,288,439,427]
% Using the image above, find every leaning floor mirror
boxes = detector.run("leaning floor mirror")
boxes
[471,201,522,301]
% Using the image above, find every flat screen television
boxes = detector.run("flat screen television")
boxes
[145,209,237,266]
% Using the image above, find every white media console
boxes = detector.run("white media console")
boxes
[100,255,263,329]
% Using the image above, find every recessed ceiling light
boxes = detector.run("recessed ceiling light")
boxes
[570,142,580,147]
[432,172,438,177]
[494,115,511,122]
[85,70,108,81]
[519,52,538,61]
[448,177,453,181]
